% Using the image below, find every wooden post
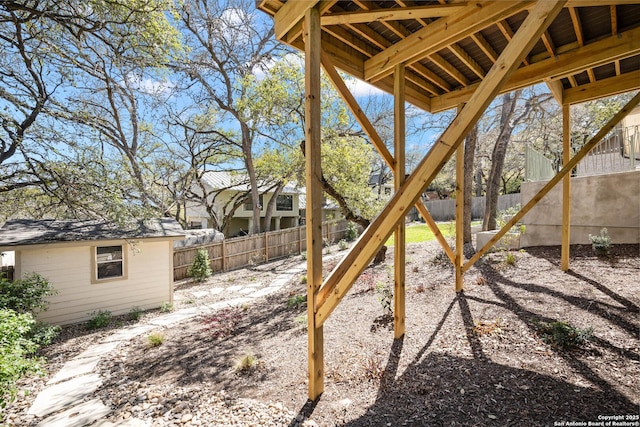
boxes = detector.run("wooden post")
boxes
[304,6,324,401]
[455,106,464,292]
[221,239,227,272]
[394,64,406,339]
[561,104,571,271]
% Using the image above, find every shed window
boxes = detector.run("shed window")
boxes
[96,245,124,280]
[276,194,293,211]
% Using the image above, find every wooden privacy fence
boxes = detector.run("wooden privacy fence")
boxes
[173,219,348,281]
[423,193,521,221]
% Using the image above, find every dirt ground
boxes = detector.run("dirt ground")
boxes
[94,241,640,426]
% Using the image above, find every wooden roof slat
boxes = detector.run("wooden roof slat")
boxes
[569,7,585,45]
[497,20,531,65]
[430,25,640,111]
[611,5,618,34]
[471,32,499,63]
[364,1,532,81]
[428,52,470,86]
[321,4,467,26]
[448,44,486,79]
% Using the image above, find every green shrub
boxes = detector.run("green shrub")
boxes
[128,306,143,321]
[160,302,173,313]
[0,309,43,409]
[0,273,57,314]
[535,320,593,350]
[287,294,306,309]
[235,351,258,373]
[147,332,164,347]
[188,249,212,282]
[345,222,359,241]
[338,239,348,251]
[86,310,112,330]
[504,251,517,266]
[589,228,612,255]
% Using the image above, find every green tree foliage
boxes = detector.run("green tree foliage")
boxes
[0,273,58,411]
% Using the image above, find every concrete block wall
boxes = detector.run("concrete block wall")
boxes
[520,170,640,247]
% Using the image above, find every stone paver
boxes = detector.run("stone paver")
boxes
[35,399,110,427]
[26,259,309,427]
[28,374,103,417]
[47,355,101,385]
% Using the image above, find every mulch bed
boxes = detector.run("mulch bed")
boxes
[96,242,640,426]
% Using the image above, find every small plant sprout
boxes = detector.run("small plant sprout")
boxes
[589,228,612,255]
[534,320,593,350]
[287,294,306,309]
[128,306,143,321]
[338,239,348,251]
[87,310,112,330]
[160,302,173,313]
[375,282,393,314]
[504,251,517,266]
[235,351,258,373]
[300,275,307,284]
[147,332,164,347]
[294,313,308,328]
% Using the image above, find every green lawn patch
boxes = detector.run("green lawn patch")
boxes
[385,221,481,246]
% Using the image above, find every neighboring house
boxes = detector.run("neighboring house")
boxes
[185,171,303,236]
[298,194,344,223]
[0,218,185,325]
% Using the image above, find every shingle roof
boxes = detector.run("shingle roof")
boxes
[0,218,185,247]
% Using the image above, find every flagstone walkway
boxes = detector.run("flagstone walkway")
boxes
[26,262,307,427]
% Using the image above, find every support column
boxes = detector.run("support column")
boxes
[561,104,571,271]
[393,64,406,339]
[455,106,464,292]
[304,6,324,401]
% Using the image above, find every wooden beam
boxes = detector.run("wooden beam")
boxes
[276,1,319,41]
[449,44,486,79]
[568,7,584,46]
[321,4,467,25]
[563,70,640,105]
[546,79,564,104]
[304,6,324,401]
[471,32,499,63]
[455,105,464,292]
[561,103,571,271]
[364,1,531,81]
[431,26,640,112]
[429,53,469,86]
[464,91,640,272]
[394,64,406,339]
[315,0,566,327]
[416,203,455,263]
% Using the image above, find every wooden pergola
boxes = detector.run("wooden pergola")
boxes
[256,0,640,400]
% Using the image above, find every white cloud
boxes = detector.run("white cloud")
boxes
[127,74,175,95]
[347,77,386,97]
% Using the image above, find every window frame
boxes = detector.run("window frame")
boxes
[276,194,294,211]
[91,244,127,284]
[244,194,264,211]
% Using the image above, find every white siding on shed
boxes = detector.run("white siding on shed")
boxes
[18,239,173,325]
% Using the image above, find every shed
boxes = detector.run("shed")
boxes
[0,218,185,325]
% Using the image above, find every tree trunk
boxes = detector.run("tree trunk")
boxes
[483,91,520,231]
[463,124,478,244]
[263,183,284,232]
[241,123,261,235]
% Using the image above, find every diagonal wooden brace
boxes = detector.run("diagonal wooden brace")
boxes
[314,0,567,326]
